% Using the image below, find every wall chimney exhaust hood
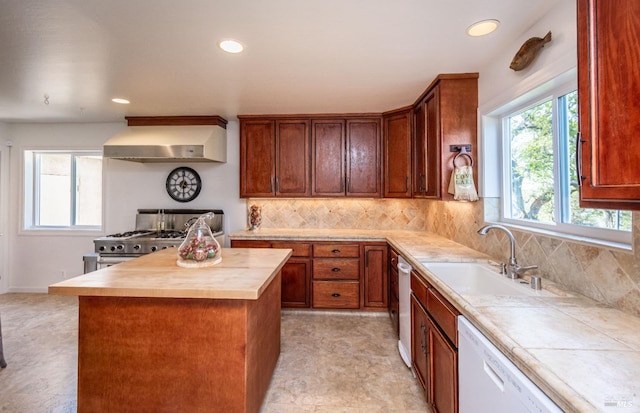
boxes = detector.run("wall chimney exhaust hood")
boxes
[103,116,227,163]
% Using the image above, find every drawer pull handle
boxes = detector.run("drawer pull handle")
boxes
[331,293,341,298]
[331,267,340,272]
[331,249,341,254]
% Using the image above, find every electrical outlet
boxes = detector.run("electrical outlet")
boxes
[61,269,67,279]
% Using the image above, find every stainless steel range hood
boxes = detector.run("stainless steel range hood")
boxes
[103,117,227,163]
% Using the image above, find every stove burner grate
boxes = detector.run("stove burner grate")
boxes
[106,230,153,238]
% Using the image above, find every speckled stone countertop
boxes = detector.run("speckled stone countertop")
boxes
[230,229,640,413]
[49,248,292,300]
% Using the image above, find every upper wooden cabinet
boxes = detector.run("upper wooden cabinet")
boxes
[577,0,640,209]
[383,108,412,198]
[239,119,276,197]
[311,119,346,197]
[346,119,382,197]
[240,117,310,198]
[311,117,382,197]
[412,74,478,200]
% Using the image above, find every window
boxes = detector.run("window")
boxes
[501,84,631,243]
[24,150,102,230]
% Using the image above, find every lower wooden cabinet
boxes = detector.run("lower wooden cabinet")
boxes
[231,239,388,310]
[411,271,459,413]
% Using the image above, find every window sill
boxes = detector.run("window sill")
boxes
[490,221,633,253]
[19,228,103,237]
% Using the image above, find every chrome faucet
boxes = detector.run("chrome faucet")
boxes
[476,224,537,279]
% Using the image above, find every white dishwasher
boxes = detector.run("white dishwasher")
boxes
[397,256,412,368]
[458,316,563,413]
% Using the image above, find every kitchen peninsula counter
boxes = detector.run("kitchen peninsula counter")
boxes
[230,229,640,413]
[48,247,292,413]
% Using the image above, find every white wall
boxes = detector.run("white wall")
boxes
[0,122,9,293]
[5,121,246,292]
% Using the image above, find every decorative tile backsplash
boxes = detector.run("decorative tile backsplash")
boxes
[245,199,426,231]
[249,198,639,317]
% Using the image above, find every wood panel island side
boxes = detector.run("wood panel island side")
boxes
[48,247,292,413]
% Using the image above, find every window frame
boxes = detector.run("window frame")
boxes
[23,149,103,232]
[498,80,632,245]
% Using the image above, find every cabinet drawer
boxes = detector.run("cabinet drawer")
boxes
[312,281,360,309]
[271,242,311,257]
[427,287,459,346]
[313,244,360,258]
[230,240,271,248]
[312,259,359,280]
[390,248,398,271]
[410,271,429,306]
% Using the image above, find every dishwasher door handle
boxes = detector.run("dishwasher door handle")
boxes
[483,360,505,392]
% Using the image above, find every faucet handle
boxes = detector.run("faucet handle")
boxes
[514,264,538,275]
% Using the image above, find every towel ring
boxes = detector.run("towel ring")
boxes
[453,152,473,168]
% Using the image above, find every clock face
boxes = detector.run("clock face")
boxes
[166,167,202,202]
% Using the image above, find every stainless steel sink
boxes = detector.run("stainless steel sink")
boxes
[420,262,555,297]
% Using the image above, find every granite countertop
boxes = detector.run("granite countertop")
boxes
[230,228,640,413]
[48,248,292,300]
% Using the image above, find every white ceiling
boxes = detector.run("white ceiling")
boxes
[0,0,560,123]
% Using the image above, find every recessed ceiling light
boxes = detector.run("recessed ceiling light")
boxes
[219,39,244,54]
[111,98,130,104]
[466,19,500,37]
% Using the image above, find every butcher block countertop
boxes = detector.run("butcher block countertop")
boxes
[230,228,640,413]
[48,247,292,300]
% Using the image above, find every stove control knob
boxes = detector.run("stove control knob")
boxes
[116,245,124,251]
[133,244,141,251]
[150,246,158,252]
[99,246,106,252]
[110,246,116,252]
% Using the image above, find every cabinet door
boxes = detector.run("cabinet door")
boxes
[411,294,430,402]
[424,89,441,198]
[429,316,458,413]
[280,258,311,308]
[346,118,382,197]
[384,110,412,198]
[312,120,346,196]
[362,244,388,308]
[276,120,310,197]
[240,120,276,197]
[578,0,640,209]
[413,102,426,196]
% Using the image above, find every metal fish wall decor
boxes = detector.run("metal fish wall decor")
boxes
[509,31,552,71]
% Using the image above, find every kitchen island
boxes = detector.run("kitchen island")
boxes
[48,247,292,413]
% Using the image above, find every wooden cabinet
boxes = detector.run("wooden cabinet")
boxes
[411,271,459,413]
[388,248,400,336]
[232,239,390,311]
[239,120,276,197]
[312,120,346,196]
[383,108,412,198]
[272,242,312,308]
[312,243,360,309]
[346,119,382,197]
[239,118,310,198]
[312,118,382,197]
[577,0,640,209]
[230,239,311,308]
[412,74,478,200]
[361,244,388,309]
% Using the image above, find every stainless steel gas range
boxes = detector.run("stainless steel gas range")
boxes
[84,209,225,272]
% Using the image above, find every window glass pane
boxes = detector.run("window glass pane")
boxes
[508,100,555,223]
[559,91,632,231]
[75,155,102,226]
[38,153,71,226]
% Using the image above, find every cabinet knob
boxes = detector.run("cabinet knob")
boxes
[331,267,341,272]
[331,249,341,254]
[331,293,341,298]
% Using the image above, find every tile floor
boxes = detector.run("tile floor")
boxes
[0,293,430,413]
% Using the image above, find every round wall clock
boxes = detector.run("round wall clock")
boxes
[166,167,202,202]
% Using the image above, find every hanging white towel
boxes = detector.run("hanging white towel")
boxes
[448,152,479,202]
